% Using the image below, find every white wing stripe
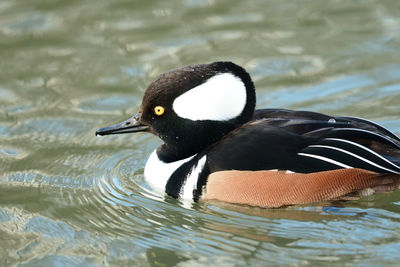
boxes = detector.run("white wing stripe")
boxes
[325,138,400,171]
[332,128,400,149]
[308,145,400,174]
[339,116,400,142]
[298,152,353,169]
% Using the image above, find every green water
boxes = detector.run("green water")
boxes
[1,0,400,266]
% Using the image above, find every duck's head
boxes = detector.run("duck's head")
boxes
[96,61,255,160]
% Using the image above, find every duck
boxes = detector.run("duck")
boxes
[96,61,400,208]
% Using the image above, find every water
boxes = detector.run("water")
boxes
[1,0,400,266]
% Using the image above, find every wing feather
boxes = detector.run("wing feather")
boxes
[299,138,400,174]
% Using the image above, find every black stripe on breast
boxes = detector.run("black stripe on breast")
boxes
[165,156,208,199]
[193,163,210,202]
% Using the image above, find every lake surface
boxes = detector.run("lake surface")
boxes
[1,0,400,266]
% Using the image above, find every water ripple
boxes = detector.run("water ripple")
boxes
[1,0,400,265]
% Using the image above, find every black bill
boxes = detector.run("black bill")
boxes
[95,113,149,136]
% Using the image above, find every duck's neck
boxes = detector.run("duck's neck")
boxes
[156,143,201,163]
[157,120,247,163]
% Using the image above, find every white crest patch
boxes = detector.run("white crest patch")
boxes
[144,150,195,193]
[181,155,207,199]
[172,73,247,121]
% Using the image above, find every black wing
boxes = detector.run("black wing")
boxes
[206,109,400,174]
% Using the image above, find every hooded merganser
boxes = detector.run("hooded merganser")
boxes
[96,61,400,208]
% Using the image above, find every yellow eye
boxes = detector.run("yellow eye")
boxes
[154,106,165,116]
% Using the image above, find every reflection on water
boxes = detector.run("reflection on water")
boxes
[1,0,400,266]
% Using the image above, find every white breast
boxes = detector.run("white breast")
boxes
[144,150,207,200]
[144,150,195,194]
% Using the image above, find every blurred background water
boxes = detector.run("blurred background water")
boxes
[1,0,400,266]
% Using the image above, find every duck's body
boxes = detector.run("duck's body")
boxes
[96,62,400,208]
